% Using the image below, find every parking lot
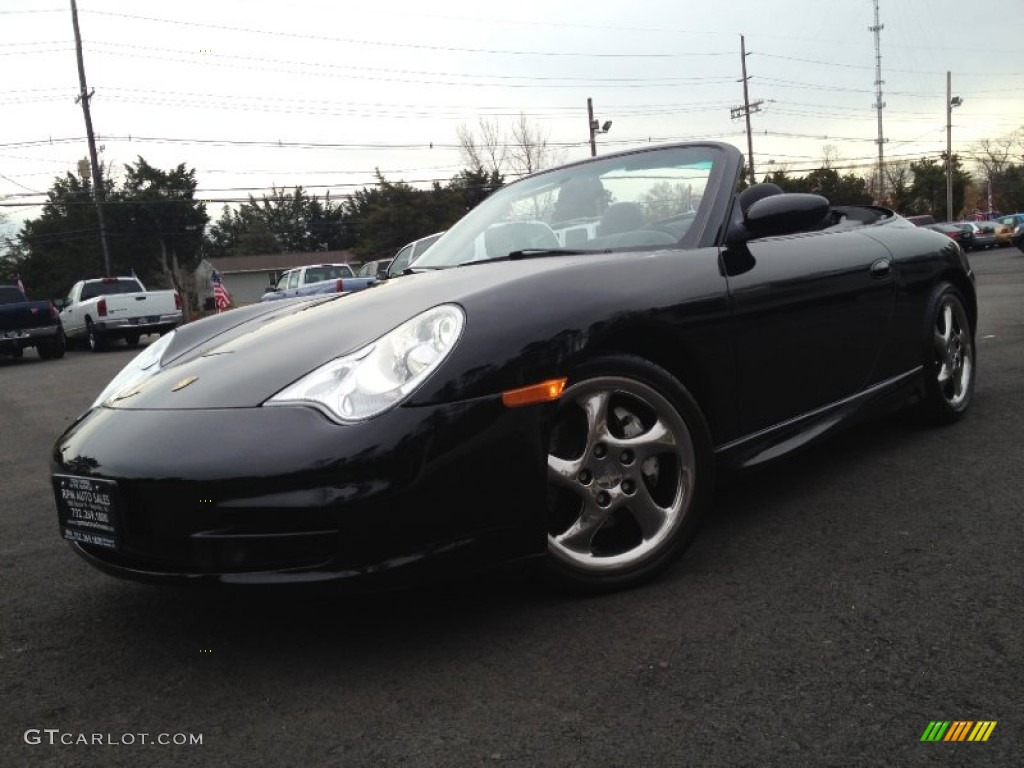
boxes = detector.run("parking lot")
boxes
[2,248,1022,767]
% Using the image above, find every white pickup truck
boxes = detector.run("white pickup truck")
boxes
[59,277,183,351]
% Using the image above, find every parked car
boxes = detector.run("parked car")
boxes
[996,213,1024,249]
[954,222,996,251]
[52,141,976,594]
[59,277,182,352]
[0,285,65,360]
[997,212,1024,232]
[905,214,936,226]
[386,232,445,278]
[924,222,972,249]
[357,259,392,279]
[260,263,374,302]
[980,219,1013,247]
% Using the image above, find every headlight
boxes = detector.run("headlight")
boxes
[92,330,177,408]
[265,304,465,422]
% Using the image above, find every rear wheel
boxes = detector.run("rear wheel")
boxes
[125,333,140,348]
[86,319,105,352]
[37,328,66,360]
[545,355,713,592]
[920,283,975,423]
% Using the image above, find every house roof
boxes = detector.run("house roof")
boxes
[209,250,360,274]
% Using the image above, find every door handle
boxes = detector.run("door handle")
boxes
[869,258,892,279]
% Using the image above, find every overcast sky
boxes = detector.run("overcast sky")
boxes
[2,0,1022,235]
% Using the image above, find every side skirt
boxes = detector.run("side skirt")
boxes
[714,367,923,471]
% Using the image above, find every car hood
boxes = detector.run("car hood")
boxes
[103,248,727,412]
[103,256,603,410]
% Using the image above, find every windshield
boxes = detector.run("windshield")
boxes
[303,264,354,283]
[414,144,719,269]
[0,286,25,304]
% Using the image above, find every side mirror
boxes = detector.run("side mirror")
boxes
[54,299,67,310]
[730,193,830,243]
[746,193,830,236]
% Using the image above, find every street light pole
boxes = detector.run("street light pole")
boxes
[588,98,597,157]
[586,98,612,157]
[946,71,962,222]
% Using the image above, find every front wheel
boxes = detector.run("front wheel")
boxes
[544,355,713,592]
[920,283,975,423]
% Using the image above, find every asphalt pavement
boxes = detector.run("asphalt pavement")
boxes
[2,248,1022,767]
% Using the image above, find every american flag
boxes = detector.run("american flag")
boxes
[210,268,231,312]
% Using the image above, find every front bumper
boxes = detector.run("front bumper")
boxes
[52,397,549,585]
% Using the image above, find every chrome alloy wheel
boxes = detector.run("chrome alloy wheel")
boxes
[933,294,973,409]
[546,376,696,572]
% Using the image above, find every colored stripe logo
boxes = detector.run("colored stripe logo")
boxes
[921,721,997,742]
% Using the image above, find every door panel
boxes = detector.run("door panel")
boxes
[724,229,895,433]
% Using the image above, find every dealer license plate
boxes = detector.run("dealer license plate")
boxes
[54,475,122,550]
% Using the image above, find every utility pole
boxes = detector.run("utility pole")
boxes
[586,98,612,157]
[870,0,886,202]
[730,35,762,185]
[70,0,112,276]
[587,98,597,158]
[946,71,962,222]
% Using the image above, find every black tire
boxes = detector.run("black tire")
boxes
[544,355,713,592]
[37,328,66,360]
[86,319,106,352]
[125,333,140,348]
[52,327,66,359]
[11,347,23,359]
[920,283,975,424]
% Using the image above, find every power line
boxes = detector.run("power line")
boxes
[755,52,1024,78]
[84,40,736,85]
[0,173,43,194]
[88,47,735,89]
[83,10,734,59]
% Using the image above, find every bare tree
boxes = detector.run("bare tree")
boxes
[508,114,563,177]
[639,181,693,220]
[820,144,840,171]
[971,135,1016,183]
[457,114,563,178]
[882,160,912,211]
[456,118,506,176]
[965,128,1024,213]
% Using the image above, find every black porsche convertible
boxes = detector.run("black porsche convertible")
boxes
[52,142,976,592]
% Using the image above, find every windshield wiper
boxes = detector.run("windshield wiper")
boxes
[452,248,603,268]
[507,248,598,259]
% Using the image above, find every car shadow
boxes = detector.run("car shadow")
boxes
[45,404,976,675]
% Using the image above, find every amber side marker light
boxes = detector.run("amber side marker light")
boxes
[501,378,567,408]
